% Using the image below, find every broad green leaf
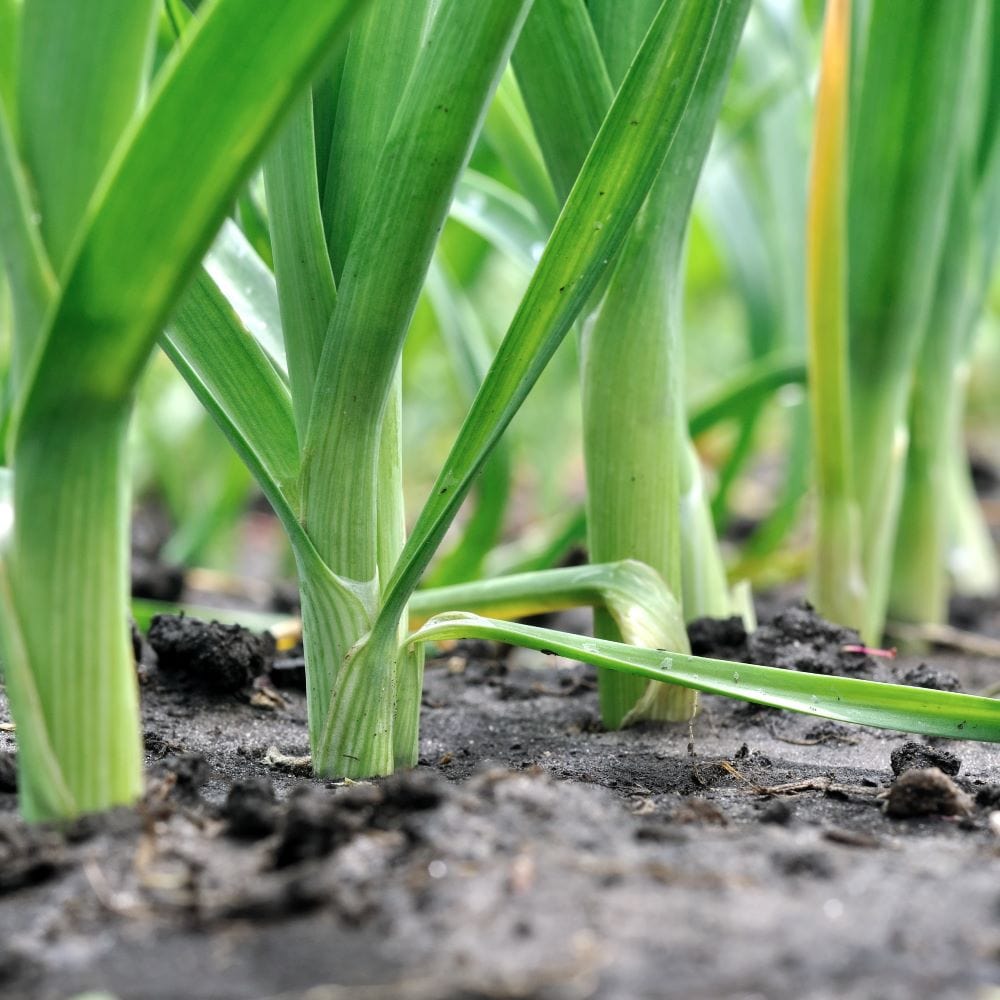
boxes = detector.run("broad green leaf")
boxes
[0,0,18,122]
[6,0,366,819]
[302,0,533,779]
[581,0,745,724]
[263,95,335,433]
[16,0,363,434]
[846,0,979,638]
[889,9,1000,625]
[18,0,158,270]
[409,613,1000,743]
[0,100,54,394]
[586,0,662,88]
[301,0,533,578]
[322,0,432,280]
[512,0,613,203]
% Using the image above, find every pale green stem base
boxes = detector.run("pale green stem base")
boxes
[8,413,142,820]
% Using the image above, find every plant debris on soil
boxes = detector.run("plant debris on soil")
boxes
[1,599,1000,999]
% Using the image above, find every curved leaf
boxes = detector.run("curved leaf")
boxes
[409,612,1000,743]
[16,0,362,432]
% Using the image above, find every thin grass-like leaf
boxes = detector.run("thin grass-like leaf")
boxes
[204,220,286,377]
[409,613,1000,743]
[162,271,302,539]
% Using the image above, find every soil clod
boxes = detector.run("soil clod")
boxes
[684,602,877,677]
[747,601,876,676]
[890,741,962,778]
[0,818,63,894]
[223,777,278,839]
[896,662,961,692]
[148,614,274,692]
[147,753,211,806]
[687,615,748,660]
[758,799,794,825]
[772,849,834,878]
[0,753,16,794]
[884,767,973,819]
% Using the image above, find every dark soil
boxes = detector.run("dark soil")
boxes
[2,600,1000,1000]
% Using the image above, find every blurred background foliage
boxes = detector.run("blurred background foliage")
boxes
[110,0,999,603]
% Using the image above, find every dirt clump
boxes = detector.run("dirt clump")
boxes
[0,754,15,794]
[0,817,63,894]
[896,662,961,692]
[889,741,962,778]
[148,614,274,692]
[687,615,748,661]
[747,601,876,676]
[686,602,877,678]
[223,776,279,839]
[884,767,973,819]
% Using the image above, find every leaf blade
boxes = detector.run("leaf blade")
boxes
[409,613,1000,743]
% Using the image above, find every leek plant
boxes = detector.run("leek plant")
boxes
[808,0,1000,641]
[698,0,813,570]
[162,0,752,778]
[506,0,747,729]
[888,12,1000,625]
[0,0,368,820]
[3,0,1000,828]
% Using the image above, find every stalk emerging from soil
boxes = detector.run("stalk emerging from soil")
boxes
[0,0,366,820]
[808,0,988,642]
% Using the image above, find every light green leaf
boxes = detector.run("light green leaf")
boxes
[162,270,301,539]
[204,219,286,377]
[512,0,613,203]
[18,0,158,270]
[301,0,533,577]
[0,100,54,396]
[16,0,363,433]
[409,612,1000,743]
[263,94,335,433]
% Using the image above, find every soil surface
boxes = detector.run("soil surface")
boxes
[2,599,1000,1000]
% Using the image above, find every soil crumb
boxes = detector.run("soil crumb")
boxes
[687,601,876,677]
[148,614,274,692]
[884,767,973,819]
[890,741,962,778]
[895,662,961,692]
[223,776,279,840]
[0,754,15,794]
